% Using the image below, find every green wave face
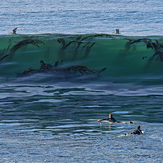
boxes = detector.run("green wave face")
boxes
[0,33,163,83]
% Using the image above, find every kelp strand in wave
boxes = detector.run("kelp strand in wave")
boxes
[57,33,111,51]
[1,33,163,81]
[57,34,163,62]
[150,51,163,61]
[9,39,45,55]
[57,38,96,59]
[0,45,11,61]
[17,60,106,80]
[0,38,45,62]
[56,34,111,59]
[124,38,163,61]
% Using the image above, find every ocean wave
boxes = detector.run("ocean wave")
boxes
[0,33,163,84]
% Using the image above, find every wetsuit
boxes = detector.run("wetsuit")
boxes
[100,117,117,123]
[132,129,142,135]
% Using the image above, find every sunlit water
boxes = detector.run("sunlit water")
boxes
[0,0,163,162]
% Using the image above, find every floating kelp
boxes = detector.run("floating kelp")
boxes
[1,33,163,83]
[9,39,45,55]
[0,45,11,61]
[16,60,106,80]
[56,34,113,60]
[0,38,45,62]
[123,38,163,61]
[150,51,163,61]
[57,33,111,51]
[57,35,96,60]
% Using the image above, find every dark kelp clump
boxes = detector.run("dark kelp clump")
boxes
[17,60,106,80]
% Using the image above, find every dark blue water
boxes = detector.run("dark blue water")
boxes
[0,0,163,162]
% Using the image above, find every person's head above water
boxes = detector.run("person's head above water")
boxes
[137,125,141,130]
[109,113,113,119]
[130,125,143,135]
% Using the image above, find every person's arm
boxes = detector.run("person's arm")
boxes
[97,118,108,122]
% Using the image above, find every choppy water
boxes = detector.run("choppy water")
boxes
[1,83,163,162]
[1,0,163,36]
[0,0,163,163]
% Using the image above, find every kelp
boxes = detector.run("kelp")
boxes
[1,33,163,82]
[124,38,163,61]
[0,38,45,62]
[0,45,11,61]
[9,39,45,55]
[17,60,106,80]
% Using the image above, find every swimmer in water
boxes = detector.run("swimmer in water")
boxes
[12,27,18,34]
[113,29,120,34]
[97,113,133,124]
[97,113,119,123]
[131,125,143,135]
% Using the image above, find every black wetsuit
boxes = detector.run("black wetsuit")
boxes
[132,129,142,135]
[100,117,117,123]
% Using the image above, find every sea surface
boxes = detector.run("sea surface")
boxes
[0,0,163,163]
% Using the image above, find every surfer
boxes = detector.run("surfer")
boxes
[131,125,143,135]
[12,27,18,34]
[97,113,120,123]
[113,29,120,34]
[97,113,133,124]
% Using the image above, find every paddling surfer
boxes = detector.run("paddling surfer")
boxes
[97,113,119,123]
[97,113,133,124]
[131,125,143,135]
[12,27,18,34]
[113,29,120,34]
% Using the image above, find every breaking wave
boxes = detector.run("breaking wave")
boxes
[0,33,163,84]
